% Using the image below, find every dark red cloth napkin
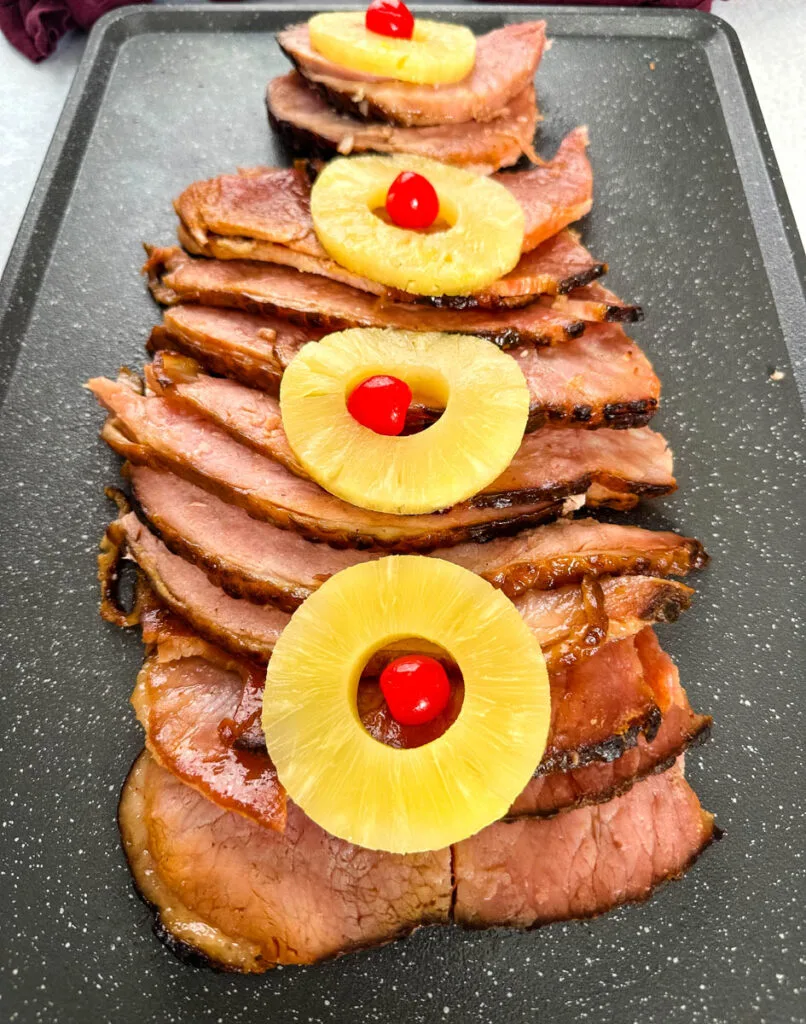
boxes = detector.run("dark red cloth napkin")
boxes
[0,0,149,62]
[0,0,718,63]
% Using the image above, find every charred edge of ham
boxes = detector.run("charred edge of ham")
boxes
[538,706,662,775]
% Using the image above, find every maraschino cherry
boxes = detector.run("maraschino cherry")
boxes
[380,655,451,726]
[347,374,412,435]
[365,0,415,40]
[385,170,439,230]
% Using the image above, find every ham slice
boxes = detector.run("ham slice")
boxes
[277,21,547,127]
[89,378,566,550]
[149,306,660,432]
[144,245,586,348]
[268,73,539,175]
[453,760,715,929]
[128,466,704,609]
[119,751,714,970]
[111,510,694,672]
[140,356,675,508]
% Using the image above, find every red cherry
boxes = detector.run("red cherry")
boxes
[380,655,451,726]
[347,374,412,436]
[365,0,414,40]
[385,171,439,230]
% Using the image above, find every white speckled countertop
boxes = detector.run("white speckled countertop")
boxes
[1,1,803,275]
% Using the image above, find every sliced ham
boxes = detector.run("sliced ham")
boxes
[111,510,693,673]
[277,21,547,127]
[120,752,452,971]
[268,72,539,175]
[176,152,601,309]
[131,647,287,832]
[141,356,675,507]
[150,306,660,432]
[120,751,714,970]
[89,378,566,550]
[453,760,715,929]
[129,466,704,609]
[145,245,586,349]
[510,628,711,817]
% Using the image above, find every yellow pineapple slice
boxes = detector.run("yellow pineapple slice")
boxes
[308,12,476,85]
[280,328,529,514]
[310,154,524,297]
[263,556,550,853]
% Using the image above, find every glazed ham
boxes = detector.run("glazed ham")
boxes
[149,307,661,432]
[140,356,675,507]
[277,21,546,127]
[268,73,539,175]
[128,466,704,609]
[453,760,715,929]
[89,377,567,550]
[176,157,602,311]
[109,509,694,671]
[120,752,714,970]
[145,246,587,349]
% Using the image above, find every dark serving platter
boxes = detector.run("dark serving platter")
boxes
[1,4,805,1022]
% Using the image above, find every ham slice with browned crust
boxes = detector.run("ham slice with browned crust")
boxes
[120,751,715,970]
[268,73,539,175]
[140,355,675,509]
[144,245,586,349]
[149,307,660,432]
[88,378,567,550]
[109,509,694,672]
[127,466,704,609]
[277,21,547,127]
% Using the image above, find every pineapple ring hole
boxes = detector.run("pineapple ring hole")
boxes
[359,641,465,750]
[345,364,448,431]
[370,187,458,236]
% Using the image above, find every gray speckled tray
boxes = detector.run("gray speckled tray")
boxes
[1,5,805,1022]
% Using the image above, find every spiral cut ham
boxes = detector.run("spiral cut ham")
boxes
[145,245,588,349]
[126,465,704,609]
[149,306,660,432]
[106,508,695,671]
[120,751,715,971]
[276,21,547,128]
[86,375,674,550]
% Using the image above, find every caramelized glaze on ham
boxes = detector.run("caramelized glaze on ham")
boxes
[277,21,546,127]
[144,245,586,349]
[89,378,566,550]
[128,466,704,609]
[150,307,660,432]
[141,355,675,507]
[111,509,693,673]
[268,73,539,176]
[120,752,714,970]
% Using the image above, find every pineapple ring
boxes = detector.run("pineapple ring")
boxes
[280,328,530,515]
[310,154,525,296]
[308,12,476,86]
[262,557,550,854]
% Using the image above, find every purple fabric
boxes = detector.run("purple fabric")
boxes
[0,0,148,61]
[0,0,719,63]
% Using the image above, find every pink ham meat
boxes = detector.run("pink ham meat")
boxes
[88,377,566,550]
[144,245,587,349]
[277,21,547,127]
[120,751,714,970]
[268,72,539,176]
[176,156,601,311]
[149,306,660,432]
[140,355,675,509]
[128,467,704,609]
[111,509,694,672]
[120,751,452,971]
[453,760,715,929]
